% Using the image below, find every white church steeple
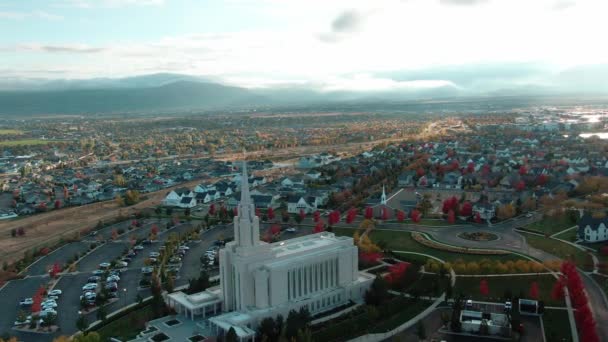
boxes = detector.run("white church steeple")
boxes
[380,185,387,205]
[234,156,260,248]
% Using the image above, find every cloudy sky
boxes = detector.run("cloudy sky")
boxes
[1,0,606,93]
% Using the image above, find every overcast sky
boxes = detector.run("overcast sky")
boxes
[1,0,606,92]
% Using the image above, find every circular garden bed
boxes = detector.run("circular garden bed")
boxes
[458,231,499,242]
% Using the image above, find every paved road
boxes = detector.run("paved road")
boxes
[26,242,90,276]
[0,277,53,341]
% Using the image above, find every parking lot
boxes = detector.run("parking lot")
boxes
[0,218,315,340]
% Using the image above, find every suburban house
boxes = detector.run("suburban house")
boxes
[163,187,196,208]
[287,195,317,214]
[578,213,608,242]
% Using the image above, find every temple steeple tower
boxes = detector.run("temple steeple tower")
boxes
[380,185,387,205]
[234,156,260,247]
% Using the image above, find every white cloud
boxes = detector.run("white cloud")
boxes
[54,0,164,8]
[318,74,458,92]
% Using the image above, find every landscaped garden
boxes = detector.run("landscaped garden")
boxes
[523,233,593,271]
[334,228,526,263]
[523,214,576,235]
[457,231,498,242]
[95,303,157,341]
[452,274,563,306]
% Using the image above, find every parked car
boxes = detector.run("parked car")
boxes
[14,316,32,326]
[99,262,111,269]
[105,282,118,290]
[19,298,33,306]
[149,252,160,258]
[88,276,101,283]
[116,261,128,268]
[48,289,62,296]
[107,275,120,282]
[82,283,98,291]
[286,227,297,233]
[179,245,190,250]
[127,252,137,258]
[141,267,154,274]
[92,270,105,276]
[133,245,144,250]
[39,309,57,318]
[504,301,512,312]
[47,295,59,301]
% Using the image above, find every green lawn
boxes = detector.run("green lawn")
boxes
[524,215,576,235]
[0,129,24,135]
[0,139,53,146]
[542,309,573,342]
[334,228,526,263]
[95,304,155,341]
[523,233,593,271]
[453,274,563,306]
[369,299,433,333]
[553,228,578,242]
[591,274,608,300]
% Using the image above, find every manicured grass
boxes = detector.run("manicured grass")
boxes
[453,274,563,306]
[524,215,576,235]
[553,228,578,242]
[542,309,573,342]
[334,228,526,263]
[523,233,593,271]
[369,299,433,333]
[0,139,52,146]
[0,129,23,135]
[96,304,155,341]
[591,274,608,300]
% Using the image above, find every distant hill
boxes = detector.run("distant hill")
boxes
[0,80,265,115]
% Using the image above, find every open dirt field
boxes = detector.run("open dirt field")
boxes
[0,178,205,264]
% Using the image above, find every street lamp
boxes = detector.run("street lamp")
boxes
[123,288,127,307]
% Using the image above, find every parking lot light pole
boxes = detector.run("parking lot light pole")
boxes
[123,288,127,307]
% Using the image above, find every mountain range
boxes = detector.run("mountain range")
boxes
[1,66,607,116]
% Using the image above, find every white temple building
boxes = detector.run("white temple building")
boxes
[148,160,373,341]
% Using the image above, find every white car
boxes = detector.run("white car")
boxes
[141,267,154,274]
[41,299,56,306]
[286,227,297,233]
[42,302,58,309]
[82,283,98,291]
[133,245,144,250]
[92,270,105,276]
[14,317,31,326]
[19,298,33,306]
[149,252,160,258]
[39,309,57,317]
[116,261,128,267]
[179,245,190,250]
[107,275,120,282]
[48,289,62,296]
[47,295,59,301]
[99,262,111,269]
[80,292,96,301]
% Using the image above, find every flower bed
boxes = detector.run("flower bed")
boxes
[411,232,509,255]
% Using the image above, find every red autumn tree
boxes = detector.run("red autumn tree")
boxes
[31,292,42,313]
[479,279,489,296]
[474,212,482,224]
[313,210,320,223]
[111,229,118,240]
[515,180,525,191]
[416,167,425,177]
[364,207,373,220]
[313,221,325,233]
[233,207,238,216]
[54,199,61,209]
[519,165,527,175]
[460,201,473,216]
[360,252,383,266]
[447,210,456,224]
[385,262,411,285]
[529,281,539,300]
[537,174,548,186]
[442,196,458,214]
[466,162,475,173]
[151,224,159,235]
[299,209,306,221]
[50,262,61,278]
[411,209,421,223]
[208,204,216,215]
[396,210,405,222]
[270,224,281,235]
[267,207,275,220]
[255,208,261,217]
[346,208,357,224]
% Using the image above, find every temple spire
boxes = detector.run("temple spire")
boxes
[234,150,260,247]
[381,185,387,205]
[240,156,250,205]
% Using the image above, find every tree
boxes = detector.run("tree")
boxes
[515,180,525,192]
[270,224,281,236]
[479,279,489,297]
[124,190,141,206]
[381,207,389,221]
[447,210,456,224]
[267,207,275,220]
[411,209,421,223]
[111,229,118,240]
[396,210,405,222]
[115,194,125,207]
[71,332,101,342]
[474,212,482,224]
[208,204,216,215]
[442,196,459,214]
[365,276,389,306]
[460,201,473,217]
[258,317,277,341]
[551,277,565,301]
[76,315,88,332]
[54,200,61,209]
[346,208,357,224]
[313,210,320,222]
[299,209,306,222]
[529,281,539,300]
[364,206,373,220]
[31,292,42,313]
[50,262,61,278]
[497,204,516,220]
[313,221,324,233]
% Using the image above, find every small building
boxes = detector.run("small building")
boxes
[460,310,511,337]
[578,213,608,242]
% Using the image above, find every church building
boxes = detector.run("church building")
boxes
[159,160,373,341]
